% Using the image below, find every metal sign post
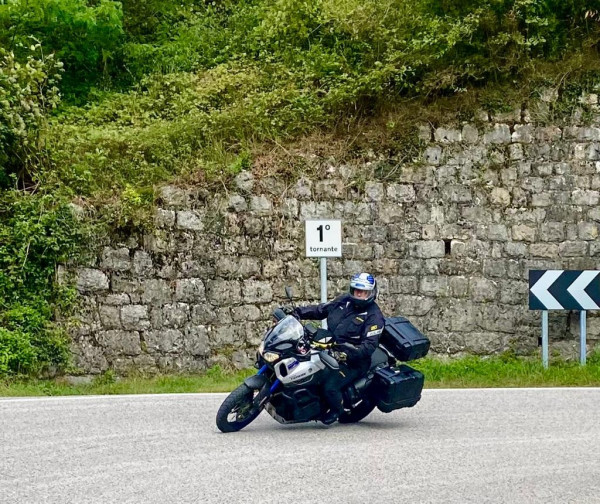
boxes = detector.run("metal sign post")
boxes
[320,258,327,306]
[305,219,342,329]
[542,310,549,369]
[529,270,599,367]
[580,311,587,366]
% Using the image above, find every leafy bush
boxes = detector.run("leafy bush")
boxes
[0,328,37,376]
[0,192,83,377]
[0,0,123,96]
[0,45,62,188]
[118,0,600,94]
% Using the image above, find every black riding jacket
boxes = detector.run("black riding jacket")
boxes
[294,294,385,368]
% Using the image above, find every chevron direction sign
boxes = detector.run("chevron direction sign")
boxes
[529,270,600,310]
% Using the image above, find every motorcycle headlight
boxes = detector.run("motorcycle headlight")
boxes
[262,352,280,363]
[258,342,264,354]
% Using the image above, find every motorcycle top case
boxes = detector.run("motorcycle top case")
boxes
[375,364,424,413]
[380,316,430,362]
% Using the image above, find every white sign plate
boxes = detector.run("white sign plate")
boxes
[305,219,342,257]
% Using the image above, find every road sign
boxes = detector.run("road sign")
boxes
[529,269,598,368]
[529,270,600,310]
[304,219,342,329]
[305,219,342,258]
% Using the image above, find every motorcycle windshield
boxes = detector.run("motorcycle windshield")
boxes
[264,315,304,346]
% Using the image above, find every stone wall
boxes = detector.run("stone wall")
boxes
[68,116,600,375]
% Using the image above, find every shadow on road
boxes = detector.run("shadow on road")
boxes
[212,417,409,435]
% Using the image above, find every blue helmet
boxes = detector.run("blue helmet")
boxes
[349,273,377,308]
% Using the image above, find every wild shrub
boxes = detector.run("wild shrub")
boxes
[0,0,123,96]
[0,45,62,189]
[0,192,83,377]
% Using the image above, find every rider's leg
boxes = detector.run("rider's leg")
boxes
[321,365,363,424]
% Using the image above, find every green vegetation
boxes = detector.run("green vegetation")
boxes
[0,365,257,396]
[0,192,85,376]
[411,351,600,388]
[1,0,600,377]
[2,354,600,396]
[2,0,600,200]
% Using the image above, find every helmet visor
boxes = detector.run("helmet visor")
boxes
[351,288,371,299]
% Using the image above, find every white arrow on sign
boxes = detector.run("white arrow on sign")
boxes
[530,270,563,309]
[567,270,600,310]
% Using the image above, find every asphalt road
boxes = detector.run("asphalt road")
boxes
[2,388,600,504]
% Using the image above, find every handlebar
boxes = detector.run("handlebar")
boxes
[311,340,333,350]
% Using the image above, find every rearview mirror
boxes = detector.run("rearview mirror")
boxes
[285,286,293,301]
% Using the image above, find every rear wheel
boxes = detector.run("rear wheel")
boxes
[338,398,376,424]
[216,384,262,433]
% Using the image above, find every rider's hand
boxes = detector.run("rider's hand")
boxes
[282,306,300,319]
[331,350,348,363]
[334,344,359,364]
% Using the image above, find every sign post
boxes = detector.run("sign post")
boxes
[305,219,342,328]
[580,310,587,366]
[542,310,549,369]
[529,270,600,367]
[320,258,327,307]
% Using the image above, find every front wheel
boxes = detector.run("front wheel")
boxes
[338,398,376,424]
[216,383,262,433]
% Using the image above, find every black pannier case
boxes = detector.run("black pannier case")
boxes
[380,316,430,362]
[375,365,424,413]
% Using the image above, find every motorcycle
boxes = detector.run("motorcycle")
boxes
[216,288,430,433]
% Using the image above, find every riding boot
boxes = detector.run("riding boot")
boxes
[321,407,340,425]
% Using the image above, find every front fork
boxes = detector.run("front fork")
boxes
[245,365,281,409]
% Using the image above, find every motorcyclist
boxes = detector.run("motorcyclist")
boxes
[290,273,385,425]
